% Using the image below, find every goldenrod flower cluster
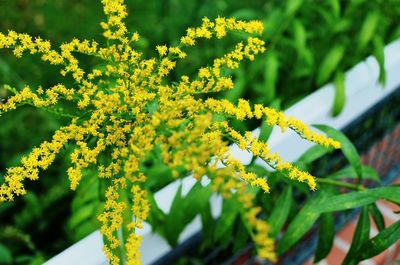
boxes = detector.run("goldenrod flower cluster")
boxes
[0,0,340,263]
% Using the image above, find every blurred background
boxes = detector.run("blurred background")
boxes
[1,0,400,264]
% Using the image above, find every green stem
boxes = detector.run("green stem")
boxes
[316,178,365,191]
[119,187,132,264]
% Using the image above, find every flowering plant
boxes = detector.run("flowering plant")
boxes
[0,0,399,265]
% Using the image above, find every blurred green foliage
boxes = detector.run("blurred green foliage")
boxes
[1,0,400,263]
[2,0,399,107]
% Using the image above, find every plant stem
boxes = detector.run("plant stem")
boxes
[316,178,365,191]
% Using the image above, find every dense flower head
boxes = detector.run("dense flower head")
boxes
[0,0,340,263]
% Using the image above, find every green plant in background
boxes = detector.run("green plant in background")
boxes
[0,101,73,264]
[2,0,399,129]
[257,0,400,116]
[0,1,399,265]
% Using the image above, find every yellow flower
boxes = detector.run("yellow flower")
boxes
[155,45,168,56]
[0,0,341,263]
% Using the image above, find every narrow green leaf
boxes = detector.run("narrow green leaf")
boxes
[264,51,279,101]
[233,217,250,253]
[165,183,212,246]
[268,186,293,237]
[73,221,98,241]
[314,213,335,262]
[214,199,240,243]
[278,193,324,254]
[327,0,341,18]
[68,202,97,230]
[316,45,345,86]
[200,201,214,248]
[333,19,351,33]
[313,124,362,180]
[292,19,307,50]
[246,164,270,177]
[333,71,346,116]
[343,206,370,265]
[368,186,400,204]
[357,12,380,52]
[326,165,380,182]
[279,186,400,254]
[357,220,400,261]
[225,68,246,102]
[296,144,333,166]
[165,184,184,246]
[317,186,400,213]
[182,182,212,224]
[145,162,173,190]
[147,191,166,236]
[373,36,386,85]
[0,244,12,264]
[72,176,98,212]
[369,203,385,231]
[285,0,304,17]
[360,166,380,182]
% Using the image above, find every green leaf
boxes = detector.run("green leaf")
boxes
[233,218,250,253]
[333,19,351,33]
[278,186,400,254]
[165,184,184,246]
[164,182,212,246]
[292,19,307,50]
[246,164,270,177]
[333,71,346,116]
[182,182,212,224]
[268,186,292,237]
[73,221,98,241]
[145,163,173,191]
[326,165,380,182]
[296,144,333,166]
[314,213,335,262]
[373,36,386,85]
[357,12,380,52]
[225,68,246,102]
[258,101,279,143]
[147,191,166,235]
[316,45,345,86]
[0,244,12,264]
[263,51,279,101]
[357,220,400,261]
[68,202,97,230]
[214,199,240,243]
[71,177,98,212]
[343,206,370,265]
[360,166,380,182]
[313,124,362,180]
[200,201,214,248]
[278,192,325,254]
[369,203,385,231]
[317,186,400,213]
[327,0,341,19]
[285,0,304,17]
